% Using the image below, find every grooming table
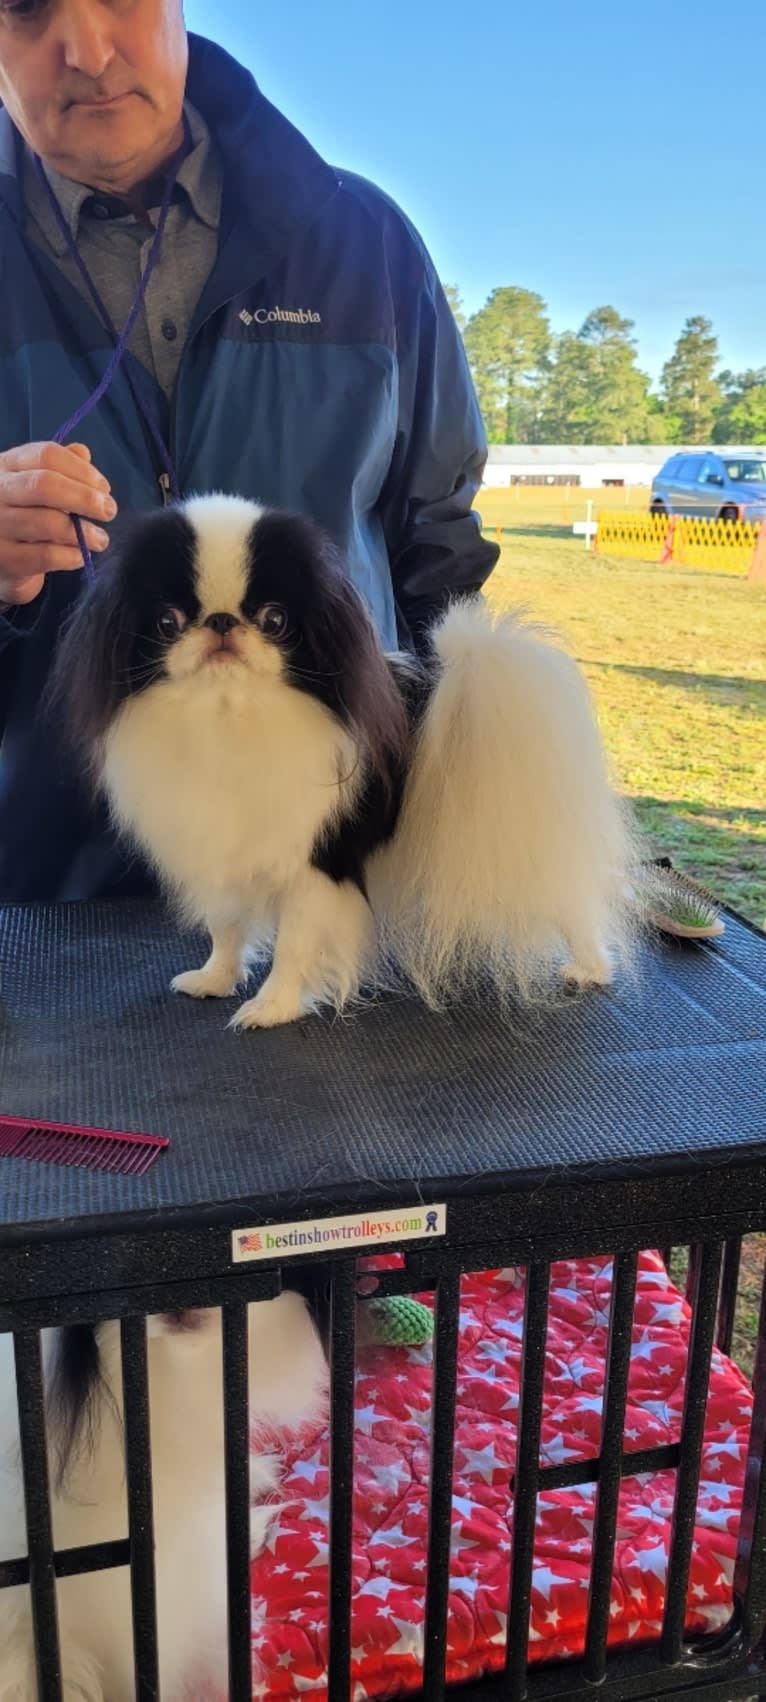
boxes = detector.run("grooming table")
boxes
[1,900,766,1702]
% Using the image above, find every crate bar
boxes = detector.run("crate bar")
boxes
[0,1538,131,1591]
[13,1330,63,1702]
[661,1242,723,1663]
[504,1261,551,1702]
[541,1440,680,1492]
[422,1264,461,1700]
[221,1301,253,1702]
[716,1237,742,1358]
[120,1317,160,1702]
[327,1261,357,1702]
[584,1249,639,1682]
[0,1266,281,1336]
[735,1254,766,1651]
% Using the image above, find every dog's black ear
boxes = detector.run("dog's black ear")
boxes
[47,505,198,765]
[256,515,412,788]
[47,1324,105,1490]
[47,553,134,765]
[283,1264,332,1357]
[312,567,411,769]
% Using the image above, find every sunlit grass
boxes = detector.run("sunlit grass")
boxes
[479,486,766,927]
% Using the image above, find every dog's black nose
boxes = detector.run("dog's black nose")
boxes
[205,612,239,636]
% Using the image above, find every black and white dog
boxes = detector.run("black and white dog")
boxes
[0,1297,326,1699]
[49,494,636,1027]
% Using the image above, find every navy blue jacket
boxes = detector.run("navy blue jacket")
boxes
[0,35,496,901]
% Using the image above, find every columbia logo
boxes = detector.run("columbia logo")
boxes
[239,306,321,327]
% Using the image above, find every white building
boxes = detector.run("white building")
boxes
[483,445,766,489]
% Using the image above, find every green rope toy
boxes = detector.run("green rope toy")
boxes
[364,1296,434,1347]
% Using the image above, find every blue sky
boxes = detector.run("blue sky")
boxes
[185,0,764,383]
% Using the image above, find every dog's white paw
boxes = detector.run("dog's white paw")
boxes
[171,967,239,1000]
[561,954,613,989]
[229,983,306,1030]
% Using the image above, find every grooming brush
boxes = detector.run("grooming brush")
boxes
[0,1114,169,1175]
[635,866,726,940]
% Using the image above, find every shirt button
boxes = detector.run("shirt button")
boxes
[161,318,178,342]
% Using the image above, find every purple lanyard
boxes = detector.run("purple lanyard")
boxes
[33,148,183,585]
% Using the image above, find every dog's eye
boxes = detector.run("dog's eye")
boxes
[256,603,288,639]
[156,607,185,641]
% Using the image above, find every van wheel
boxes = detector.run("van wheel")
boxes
[720,505,739,523]
[650,503,666,517]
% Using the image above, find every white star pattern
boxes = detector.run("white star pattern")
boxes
[532,1565,572,1601]
[493,1317,525,1340]
[705,1438,744,1461]
[459,1442,503,1483]
[452,1573,484,1601]
[290,1454,326,1486]
[368,1460,411,1493]
[451,1493,484,1521]
[635,1542,668,1581]
[650,1301,684,1325]
[356,1575,400,1602]
[697,1506,736,1532]
[368,1523,412,1550]
[574,1395,603,1415]
[404,1403,431,1429]
[299,1494,330,1526]
[542,1432,585,1465]
[244,1255,749,1691]
[385,1617,425,1657]
[450,1520,480,1552]
[355,1405,381,1436]
[564,1356,596,1386]
[630,1334,662,1362]
[477,1337,514,1364]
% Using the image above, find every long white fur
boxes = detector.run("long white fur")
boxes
[0,1294,326,1701]
[370,599,637,1003]
[95,495,636,1025]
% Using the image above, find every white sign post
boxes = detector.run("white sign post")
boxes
[572,499,597,550]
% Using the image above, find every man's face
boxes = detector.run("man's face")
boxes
[0,0,188,191]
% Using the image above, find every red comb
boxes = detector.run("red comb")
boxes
[0,1114,168,1176]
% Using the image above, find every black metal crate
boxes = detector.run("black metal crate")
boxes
[1,899,766,1702]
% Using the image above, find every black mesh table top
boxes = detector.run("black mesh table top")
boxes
[1,900,765,1239]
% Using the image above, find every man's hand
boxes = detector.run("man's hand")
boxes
[0,442,117,607]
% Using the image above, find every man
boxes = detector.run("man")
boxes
[0,0,497,901]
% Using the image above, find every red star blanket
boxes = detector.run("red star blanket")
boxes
[249,1251,751,1698]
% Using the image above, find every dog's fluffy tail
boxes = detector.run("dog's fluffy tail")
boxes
[370,599,638,1005]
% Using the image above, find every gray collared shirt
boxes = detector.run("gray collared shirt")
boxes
[22,100,223,399]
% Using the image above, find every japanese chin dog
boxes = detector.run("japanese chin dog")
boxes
[0,1294,326,1700]
[50,494,636,1029]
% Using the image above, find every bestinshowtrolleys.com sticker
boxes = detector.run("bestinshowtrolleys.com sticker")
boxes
[231,1203,447,1262]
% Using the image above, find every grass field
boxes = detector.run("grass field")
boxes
[478,486,766,930]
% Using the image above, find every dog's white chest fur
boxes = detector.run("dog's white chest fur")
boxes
[103,670,356,920]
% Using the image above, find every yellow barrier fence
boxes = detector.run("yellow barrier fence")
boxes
[595,513,669,561]
[596,512,765,577]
